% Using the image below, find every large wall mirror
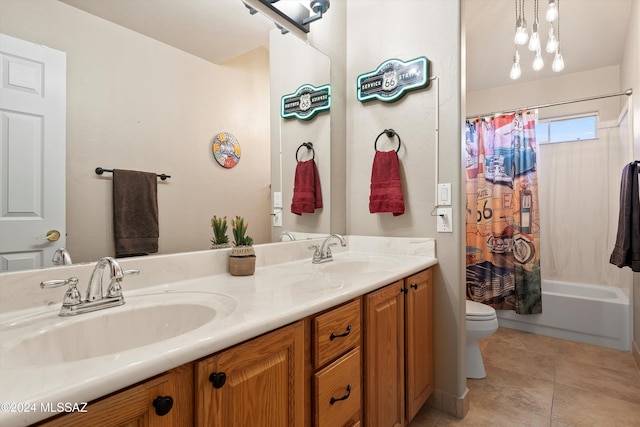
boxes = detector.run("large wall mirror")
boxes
[0,0,331,272]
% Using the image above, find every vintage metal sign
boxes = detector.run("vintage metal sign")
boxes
[357,57,430,103]
[281,84,331,120]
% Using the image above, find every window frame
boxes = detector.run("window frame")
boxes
[536,112,599,145]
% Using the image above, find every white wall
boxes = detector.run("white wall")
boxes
[619,0,640,361]
[346,0,466,408]
[0,0,272,263]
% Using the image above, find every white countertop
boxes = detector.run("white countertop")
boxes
[0,236,437,426]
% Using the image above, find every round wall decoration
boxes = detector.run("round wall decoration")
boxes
[212,132,241,169]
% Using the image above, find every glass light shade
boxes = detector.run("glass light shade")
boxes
[510,53,522,80]
[533,50,544,71]
[546,27,558,53]
[552,48,565,72]
[514,18,529,45]
[528,23,541,51]
[546,0,558,22]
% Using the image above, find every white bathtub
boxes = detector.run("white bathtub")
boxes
[497,279,631,351]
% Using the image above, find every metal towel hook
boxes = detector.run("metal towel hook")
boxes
[295,142,315,162]
[374,129,401,153]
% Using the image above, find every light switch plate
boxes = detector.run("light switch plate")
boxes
[437,208,453,233]
[273,192,282,208]
[437,183,452,206]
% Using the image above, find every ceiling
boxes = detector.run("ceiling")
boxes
[61,0,633,92]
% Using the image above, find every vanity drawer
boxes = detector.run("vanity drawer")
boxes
[314,347,361,427]
[313,298,361,368]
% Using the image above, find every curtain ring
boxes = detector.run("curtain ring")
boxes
[374,129,401,153]
[295,142,315,162]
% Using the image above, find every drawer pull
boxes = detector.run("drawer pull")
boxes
[330,324,352,340]
[330,384,352,405]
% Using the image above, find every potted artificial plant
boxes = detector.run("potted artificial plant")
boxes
[228,216,255,276]
[210,215,230,249]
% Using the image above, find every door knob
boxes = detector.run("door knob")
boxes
[46,230,61,241]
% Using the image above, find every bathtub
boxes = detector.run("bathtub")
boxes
[497,279,631,351]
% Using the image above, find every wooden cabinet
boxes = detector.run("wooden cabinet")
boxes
[363,268,433,427]
[35,364,193,427]
[404,269,433,423]
[310,299,362,427]
[195,320,305,427]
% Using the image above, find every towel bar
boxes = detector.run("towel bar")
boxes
[95,167,171,180]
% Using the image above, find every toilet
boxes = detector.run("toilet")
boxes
[466,299,499,379]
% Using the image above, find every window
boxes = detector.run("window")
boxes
[535,114,598,144]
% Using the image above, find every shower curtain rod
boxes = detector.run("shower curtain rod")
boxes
[466,88,633,120]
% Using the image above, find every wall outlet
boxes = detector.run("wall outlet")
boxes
[272,209,282,227]
[436,208,453,233]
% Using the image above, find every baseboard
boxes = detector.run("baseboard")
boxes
[427,387,469,419]
[633,340,640,371]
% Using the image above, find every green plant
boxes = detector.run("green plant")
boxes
[210,215,229,245]
[231,216,253,246]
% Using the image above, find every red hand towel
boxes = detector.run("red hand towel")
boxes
[291,159,323,215]
[369,150,405,216]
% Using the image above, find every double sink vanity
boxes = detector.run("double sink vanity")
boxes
[0,236,437,426]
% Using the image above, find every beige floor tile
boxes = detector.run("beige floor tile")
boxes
[468,364,554,418]
[433,396,550,427]
[407,404,441,427]
[482,340,558,381]
[557,339,639,374]
[551,383,640,427]
[488,328,563,356]
[555,358,640,405]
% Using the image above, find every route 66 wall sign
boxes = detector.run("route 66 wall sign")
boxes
[357,56,430,103]
[281,84,331,120]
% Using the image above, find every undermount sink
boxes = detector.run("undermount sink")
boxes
[1,291,237,366]
[317,257,398,274]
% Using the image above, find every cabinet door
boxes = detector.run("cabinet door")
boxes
[37,364,193,427]
[364,280,405,427]
[195,321,304,427]
[405,269,433,423]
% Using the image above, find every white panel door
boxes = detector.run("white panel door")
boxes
[0,34,66,272]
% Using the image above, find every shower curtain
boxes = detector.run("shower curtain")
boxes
[465,112,542,314]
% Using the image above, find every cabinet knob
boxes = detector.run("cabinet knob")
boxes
[330,384,352,405]
[209,372,227,389]
[330,324,352,340]
[152,396,173,416]
[401,287,408,294]
[410,284,418,290]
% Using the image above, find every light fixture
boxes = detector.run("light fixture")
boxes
[552,47,565,72]
[528,0,541,51]
[546,0,558,22]
[533,49,544,71]
[247,1,331,34]
[546,26,558,53]
[552,0,564,72]
[514,0,529,45]
[510,50,522,80]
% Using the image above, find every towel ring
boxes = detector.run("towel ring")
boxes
[374,129,401,153]
[295,142,315,162]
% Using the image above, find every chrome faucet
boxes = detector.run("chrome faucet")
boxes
[41,257,139,316]
[52,247,73,265]
[309,234,347,264]
[278,231,296,242]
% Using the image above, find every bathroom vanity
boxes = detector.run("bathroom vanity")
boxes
[0,236,437,426]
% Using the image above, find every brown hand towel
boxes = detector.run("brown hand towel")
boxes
[610,162,640,271]
[291,159,323,215]
[113,169,159,257]
[369,150,405,216]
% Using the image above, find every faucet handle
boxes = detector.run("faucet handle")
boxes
[41,277,81,307]
[308,245,322,262]
[107,268,139,298]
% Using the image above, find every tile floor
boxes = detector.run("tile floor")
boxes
[409,327,640,426]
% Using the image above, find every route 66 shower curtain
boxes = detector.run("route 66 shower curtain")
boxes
[465,111,542,314]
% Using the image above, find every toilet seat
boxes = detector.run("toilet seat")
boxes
[466,300,497,320]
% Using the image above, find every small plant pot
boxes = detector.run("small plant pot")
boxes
[229,246,256,276]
